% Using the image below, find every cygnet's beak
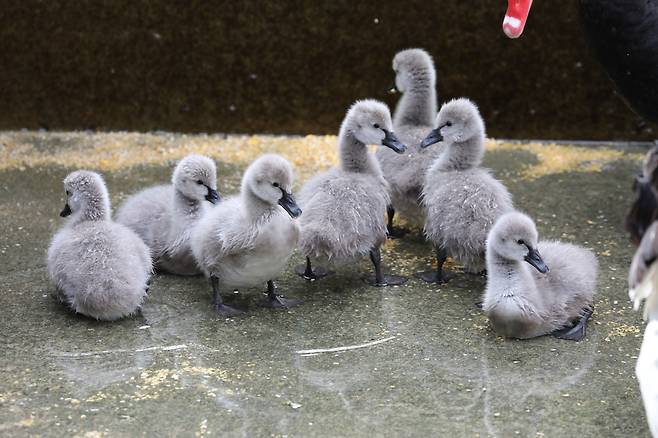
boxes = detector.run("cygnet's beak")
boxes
[388,83,398,94]
[278,190,302,218]
[420,128,444,149]
[205,187,221,204]
[60,203,72,217]
[524,247,549,274]
[381,129,406,154]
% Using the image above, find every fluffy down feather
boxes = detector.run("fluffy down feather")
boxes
[116,155,218,275]
[298,168,389,262]
[48,170,152,321]
[483,212,597,339]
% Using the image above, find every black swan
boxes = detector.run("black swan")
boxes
[503,0,658,123]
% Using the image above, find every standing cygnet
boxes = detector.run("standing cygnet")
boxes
[295,99,408,286]
[629,221,658,437]
[47,171,152,321]
[376,48,442,237]
[483,211,598,341]
[116,154,220,276]
[191,154,302,315]
[418,98,513,282]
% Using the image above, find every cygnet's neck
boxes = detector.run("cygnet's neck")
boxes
[433,134,484,172]
[338,124,381,175]
[173,187,203,218]
[72,199,110,225]
[394,74,436,128]
[488,252,519,274]
[243,187,277,221]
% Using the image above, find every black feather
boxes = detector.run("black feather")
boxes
[579,0,658,122]
[626,175,658,245]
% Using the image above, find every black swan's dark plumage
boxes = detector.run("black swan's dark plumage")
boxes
[625,174,658,245]
[579,0,658,122]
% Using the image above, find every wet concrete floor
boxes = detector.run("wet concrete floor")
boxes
[0,132,651,436]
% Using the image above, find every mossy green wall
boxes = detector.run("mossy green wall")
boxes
[0,1,652,140]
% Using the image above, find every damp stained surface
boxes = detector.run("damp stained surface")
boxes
[0,132,650,436]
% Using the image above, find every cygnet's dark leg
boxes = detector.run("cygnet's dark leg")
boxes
[135,306,150,325]
[386,205,408,239]
[364,246,407,287]
[295,257,333,281]
[551,305,594,341]
[210,274,244,316]
[415,247,452,284]
[262,280,303,309]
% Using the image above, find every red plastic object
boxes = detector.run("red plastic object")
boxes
[503,0,533,39]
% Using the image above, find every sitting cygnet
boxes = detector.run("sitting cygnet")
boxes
[629,221,658,437]
[376,48,441,237]
[296,99,408,286]
[418,98,513,283]
[47,171,152,321]
[191,154,302,315]
[483,211,598,341]
[116,154,220,276]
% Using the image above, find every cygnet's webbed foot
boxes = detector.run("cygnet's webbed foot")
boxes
[363,274,408,287]
[263,280,303,309]
[365,246,408,287]
[213,302,245,316]
[551,306,594,341]
[414,269,453,284]
[210,274,245,316]
[294,265,333,281]
[295,257,333,281]
[416,247,451,284]
[264,294,303,309]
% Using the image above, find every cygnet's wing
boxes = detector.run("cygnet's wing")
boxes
[193,198,259,269]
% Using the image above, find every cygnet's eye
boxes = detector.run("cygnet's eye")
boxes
[196,180,204,185]
[65,190,71,196]
[446,121,453,127]
[272,182,280,188]
[517,239,525,245]
[373,123,380,129]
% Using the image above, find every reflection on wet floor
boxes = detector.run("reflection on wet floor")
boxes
[0,133,650,436]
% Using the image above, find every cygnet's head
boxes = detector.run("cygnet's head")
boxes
[60,170,111,221]
[172,154,220,204]
[421,98,485,148]
[242,154,301,218]
[391,48,435,94]
[343,99,407,154]
[487,211,549,274]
